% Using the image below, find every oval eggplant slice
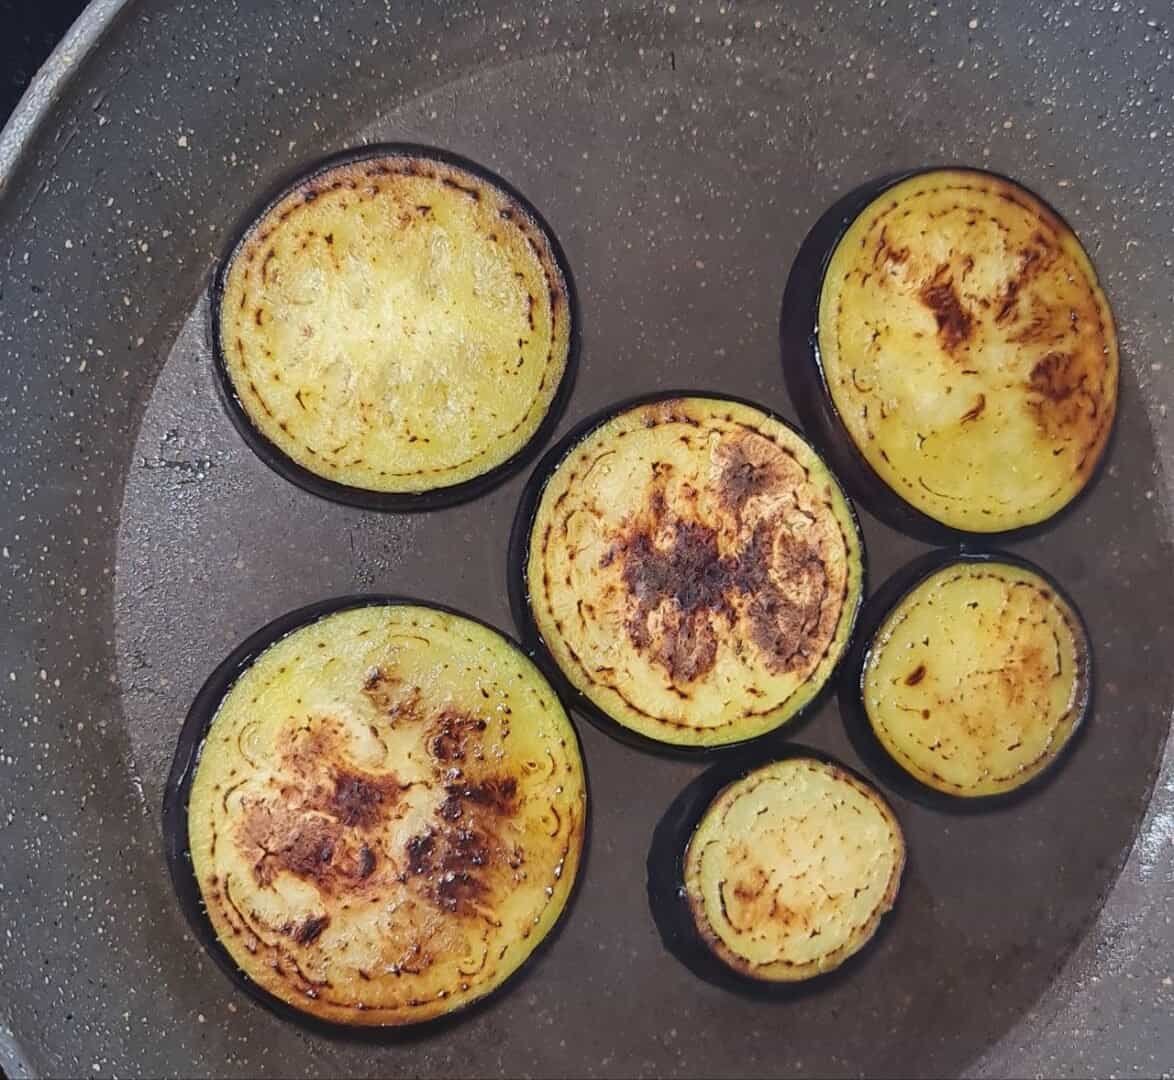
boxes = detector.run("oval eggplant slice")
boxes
[850,551,1091,802]
[517,393,865,750]
[781,167,1118,538]
[213,145,576,508]
[172,599,586,1028]
[679,756,904,983]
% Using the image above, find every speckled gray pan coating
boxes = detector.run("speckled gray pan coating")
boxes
[0,1,1171,1077]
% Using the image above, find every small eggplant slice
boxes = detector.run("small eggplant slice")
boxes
[213,145,575,507]
[782,167,1118,538]
[678,756,905,983]
[518,393,865,750]
[852,551,1091,801]
[177,600,586,1028]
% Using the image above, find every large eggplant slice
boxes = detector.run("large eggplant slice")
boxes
[167,598,586,1028]
[781,167,1118,540]
[513,393,865,750]
[648,750,905,987]
[844,550,1092,804]
[213,145,576,509]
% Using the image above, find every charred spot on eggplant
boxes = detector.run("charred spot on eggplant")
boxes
[661,754,904,984]
[849,551,1091,801]
[177,600,586,1028]
[517,393,865,750]
[781,167,1118,538]
[213,146,575,507]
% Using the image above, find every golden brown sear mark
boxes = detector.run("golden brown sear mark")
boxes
[720,863,782,934]
[406,775,521,916]
[742,525,832,674]
[369,689,525,919]
[960,394,986,424]
[641,399,702,429]
[620,521,725,682]
[237,800,382,892]
[1029,350,1080,403]
[715,431,790,513]
[440,174,482,200]
[879,242,910,269]
[1026,349,1095,443]
[362,666,423,722]
[919,264,973,353]
[427,708,489,763]
[290,913,331,945]
[331,770,397,828]
[583,426,842,686]
[233,717,404,891]
[904,663,927,686]
[994,234,1055,325]
[235,681,524,927]
[616,515,829,685]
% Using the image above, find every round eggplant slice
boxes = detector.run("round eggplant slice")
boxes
[518,394,865,750]
[852,551,1091,801]
[781,167,1118,538]
[680,756,905,983]
[173,599,586,1028]
[213,145,576,508]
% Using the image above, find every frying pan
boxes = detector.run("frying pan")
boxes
[1,1,1171,1076]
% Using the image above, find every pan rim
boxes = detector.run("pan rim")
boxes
[0,0,132,193]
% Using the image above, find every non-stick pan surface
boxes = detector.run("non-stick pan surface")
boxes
[1,2,1171,1077]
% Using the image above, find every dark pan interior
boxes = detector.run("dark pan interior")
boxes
[1,2,1171,1077]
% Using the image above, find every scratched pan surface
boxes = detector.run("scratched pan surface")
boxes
[0,1,1172,1077]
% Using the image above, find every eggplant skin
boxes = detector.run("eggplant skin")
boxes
[524,395,865,749]
[217,150,572,496]
[860,555,1091,799]
[784,167,1118,537]
[187,604,585,1027]
[683,758,904,982]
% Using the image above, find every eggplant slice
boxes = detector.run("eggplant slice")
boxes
[519,394,865,749]
[782,167,1118,537]
[852,551,1091,801]
[680,756,904,983]
[214,146,575,506]
[176,599,586,1027]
